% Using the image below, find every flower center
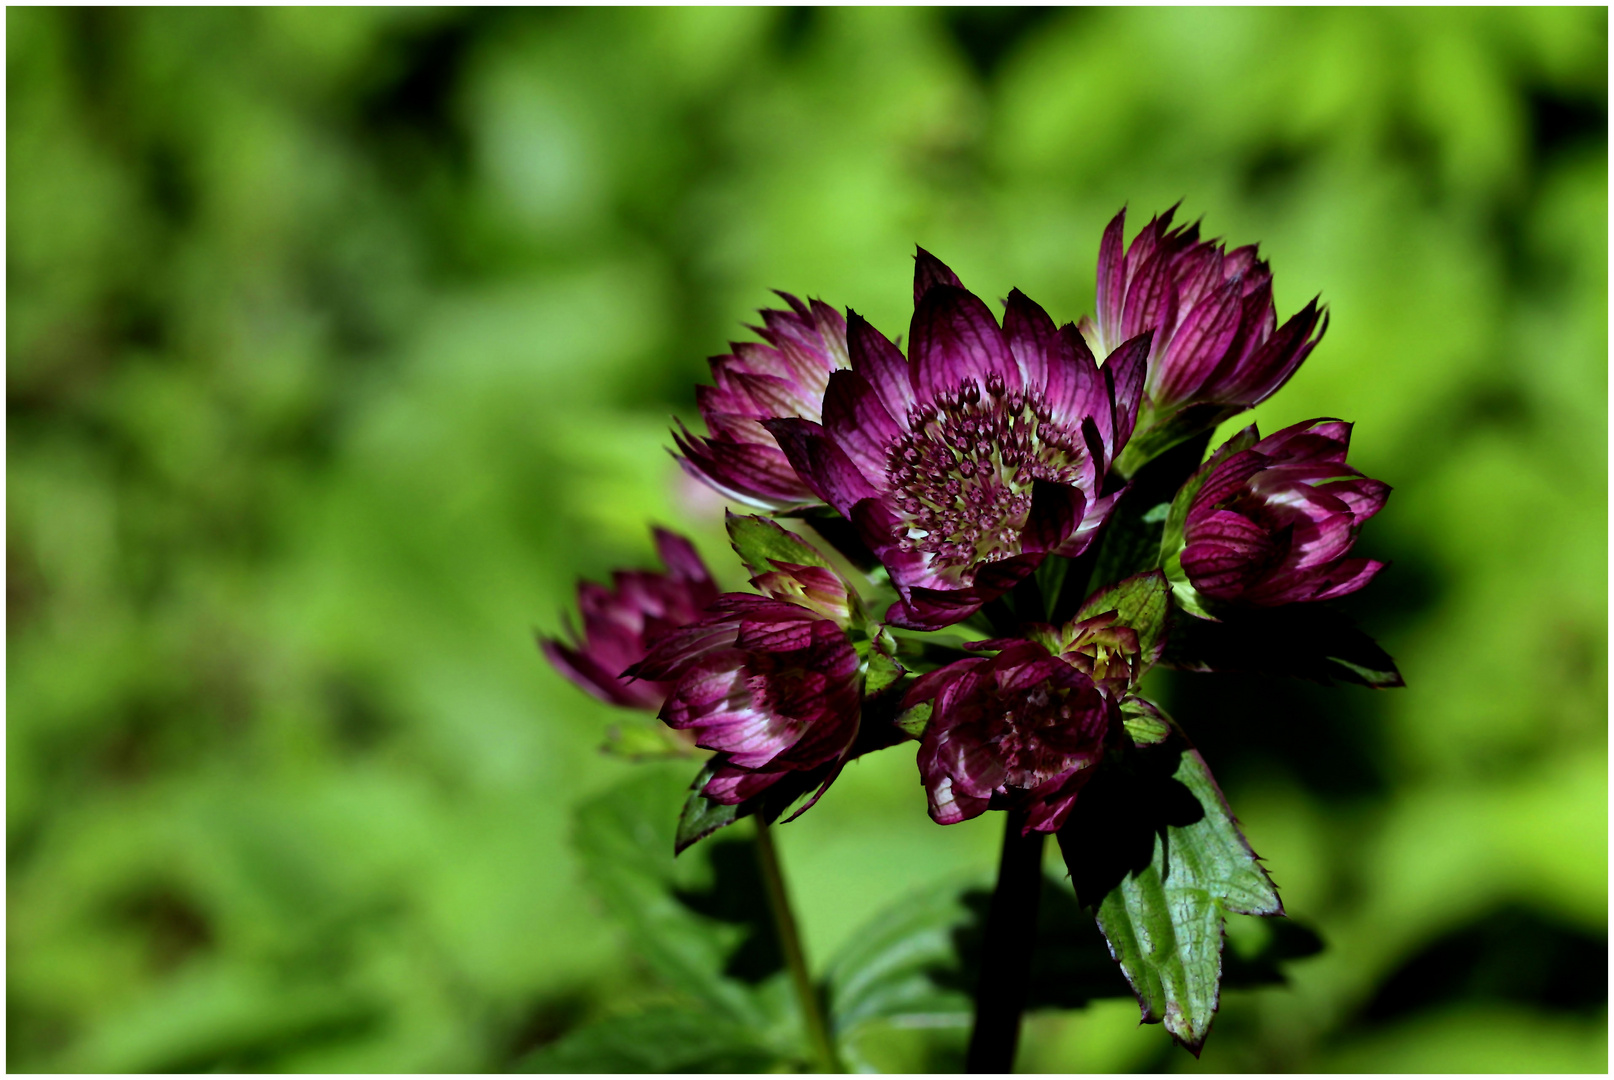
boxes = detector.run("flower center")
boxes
[974,681,1092,788]
[884,375,1088,573]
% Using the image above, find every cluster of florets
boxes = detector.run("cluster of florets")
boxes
[543,206,1387,836]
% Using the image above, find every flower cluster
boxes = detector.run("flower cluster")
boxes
[542,208,1391,834]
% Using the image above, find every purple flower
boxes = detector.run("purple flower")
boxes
[1176,419,1390,607]
[766,251,1150,631]
[540,529,720,710]
[1080,206,1326,417]
[674,293,849,510]
[909,641,1114,833]
[628,561,864,805]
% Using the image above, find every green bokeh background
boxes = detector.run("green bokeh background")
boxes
[8,6,1606,1072]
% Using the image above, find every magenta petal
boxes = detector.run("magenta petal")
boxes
[1225,300,1326,405]
[1004,288,1058,395]
[1154,278,1245,407]
[542,638,666,709]
[914,246,965,304]
[703,764,791,805]
[1094,208,1128,348]
[674,425,820,509]
[1021,481,1084,555]
[821,369,901,485]
[1181,511,1274,598]
[1045,324,1109,440]
[1119,248,1179,348]
[1306,558,1387,601]
[763,418,882,516]
[910,285,1019,401]
[653,530,711,589]
[847,310,916,426]
[1102,331,1151,457]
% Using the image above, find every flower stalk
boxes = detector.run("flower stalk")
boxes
[965,810,1046,1073]
[754,816,841,1073]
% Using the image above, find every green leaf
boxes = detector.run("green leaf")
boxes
[893,701,931,739]
[675,760,742,855]
[1076,570,1172,669]
[860,631,904,696]
[824,872,1135,1069]
[1057,729,1281,1055]
[726,512,832,580]
[572,768,796,1034]
[1163,604,1405,688]
[512,1006,779,1073]
[1119,696,1171,747]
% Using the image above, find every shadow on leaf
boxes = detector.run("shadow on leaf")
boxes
[669,838,784,985]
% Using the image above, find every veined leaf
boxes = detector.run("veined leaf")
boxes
[573,768,796,1035]
[824,872,1135,1069]
[675,760,742,855]
[726,512,832,580]
[1057,730,1281,1054]
[1076,570,1172,669]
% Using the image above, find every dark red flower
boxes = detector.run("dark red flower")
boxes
[540,529,720,710]
[674,294,848,511]
[1080,206,1326,419]
[909,641,1114,833]
[628,560,864,805]
[766,250,1149,631]
[1176,419,1389,607]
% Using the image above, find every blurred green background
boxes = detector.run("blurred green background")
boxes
[8,6,1606,1072]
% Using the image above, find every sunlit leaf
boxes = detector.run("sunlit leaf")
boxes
[1057,728,1281,1054]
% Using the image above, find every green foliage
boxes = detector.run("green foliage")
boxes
[1058,732,1281,1054]
[515,1006,777,1073]
[675,760,743,856]
[570,768,808,1067]
[727,512,834,580]
[7,6,1604,1072]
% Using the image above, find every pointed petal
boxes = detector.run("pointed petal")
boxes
[1003,288,1057,395]
[909,285,1018,401]
[1153,278,1245,407]
[763,418,881,516]
[847,309,916,426]
[1094,208,1128,350]
[653,529,714,590]
[821,369,900,487]
[1102,330,1151,457]
[914,247,965,304]
[1022,481,1084,555]
[673,426,818,509]
[1045,324,1110,441]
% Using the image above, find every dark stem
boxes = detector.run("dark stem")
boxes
[965,810,1046,1073]
[754,817,841,1072]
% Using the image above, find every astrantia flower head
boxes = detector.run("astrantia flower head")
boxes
[1170,418,1390,609]
[627,519,872,805]
[540,528,719,710]
[674,293,848,510]
[1081,206,1326,436]
[909,641,1113,833]
[767,251,1150,631]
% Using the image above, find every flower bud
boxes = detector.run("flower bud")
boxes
[540,529,718,710]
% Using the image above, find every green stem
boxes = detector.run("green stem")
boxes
[754,816,840,1072]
